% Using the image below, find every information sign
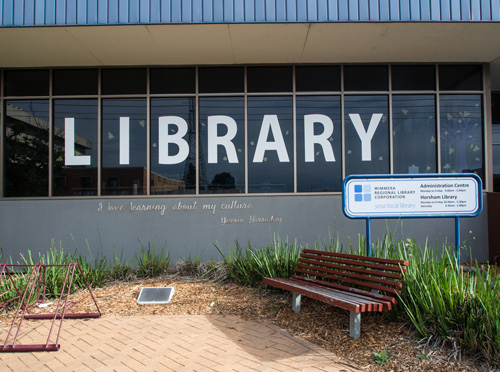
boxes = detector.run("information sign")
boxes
[343,174,482,219]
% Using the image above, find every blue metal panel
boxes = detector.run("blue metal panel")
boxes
[481,0,491,20]
[234,0,245,21]
[297,0,307,20]
[182,0,192,22]
[410,0,421,20]
[349,0,359,20]
[108,0,119,23]
[24,0,33,25]
[97,0,107,23]
[1,0,500,26]
[389,0,400,20]
[492,0,500,20]
[276,0,287,21]
[328,0,338,20]
[420,0,430,20]
[359,0,369,20]
[400,0,410,21]
[212,0,223,21]
[307,0,316,20]
[255,0,265,21]
[160,0,170,22]
[370,0,380,20]
[266,0,275,21]
[451,0,461,20]
[87,0,98,24]
[461,0,471,20]
[338,0,348,20]
[441,0,451,19]
[378,0,389,20]
[171,0,182,22]
[150,0,160,22]
[430,0,440,20]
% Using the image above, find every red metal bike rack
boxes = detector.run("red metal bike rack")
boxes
[0,263,101,352]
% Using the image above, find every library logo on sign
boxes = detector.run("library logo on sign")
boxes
[354,184,371,202]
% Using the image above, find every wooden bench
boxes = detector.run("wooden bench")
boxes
[263,249,409,340]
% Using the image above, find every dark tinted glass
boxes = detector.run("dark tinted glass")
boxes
[4,70,49,96]
[247,96,293,193]
[199,97,245,193]
[199,67,244,93]
[492,93,500,125]
[53,69,98,95]
[440,95,483,180]
[102,99,147,195]
[392,95,436,174]
[247,67,293,93]
[4,100,49,197]
[296,96,342,192]
[439,65,482,91]
[102,69,147,95]
[344,66,388,91]
[150,68,195,94]
[150,97,196,195]
[53,99,98,196]
[344,95,389,175]
[392,65,435,91]
[296,66,341,92]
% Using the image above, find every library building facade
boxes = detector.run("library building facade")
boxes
[1,0,500,263]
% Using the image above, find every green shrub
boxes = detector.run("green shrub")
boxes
[135,236,170,278]
[216,235,302,286]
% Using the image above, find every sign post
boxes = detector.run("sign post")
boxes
[342,174,483,259]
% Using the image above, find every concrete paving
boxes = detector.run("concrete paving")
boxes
[1,315,358,371]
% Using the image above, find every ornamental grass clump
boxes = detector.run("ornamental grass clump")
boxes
[216,235,301,286]
[389,238,500,366]
[135,236,170,278]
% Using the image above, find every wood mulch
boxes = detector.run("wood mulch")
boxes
[1,268,496,371]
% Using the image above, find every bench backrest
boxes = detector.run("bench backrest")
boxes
[295,249,409,296]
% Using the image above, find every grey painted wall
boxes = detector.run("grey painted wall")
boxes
[0,194,489,265]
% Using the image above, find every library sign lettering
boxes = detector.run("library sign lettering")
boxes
[343,174,482,218]
[64,113,383,165]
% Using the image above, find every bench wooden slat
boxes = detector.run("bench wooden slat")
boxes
[263,277,391,312]
[302,249,410,267]
[296,267,402,295]
[297,259,404,285]
[293,276,397,306]
[299,253,407,276]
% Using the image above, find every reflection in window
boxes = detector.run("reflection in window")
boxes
[344,96,389,176]
[248,97,293,193]
[150,98,196,194]
[393,95,436,174]
[494,145,500,192]
[53,99,98,196]
[4,100,49,197]
[102,99,147,195]
[296,96,341,192]
[440,95,483,180]
[199,97,245,194]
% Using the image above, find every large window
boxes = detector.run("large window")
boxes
[4,100,49,197]
[439,95,483,179]
[102,99,147,195]
[392,95,437,174]
[1,65,487,197]
[344,95,389,175]
[53,99,98,196]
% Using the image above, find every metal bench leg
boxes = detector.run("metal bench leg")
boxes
[292,293,301,313]
[350,312,361,340]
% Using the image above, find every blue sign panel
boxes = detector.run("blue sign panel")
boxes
[343,174,482,219]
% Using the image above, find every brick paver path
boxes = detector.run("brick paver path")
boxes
[1,315,357,371]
